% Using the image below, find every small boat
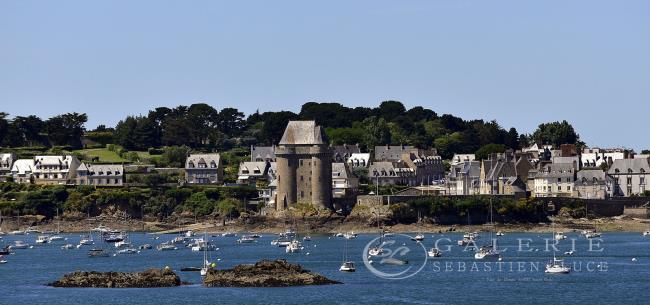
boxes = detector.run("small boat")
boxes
[191,241,218,252]
[88,248,110,257]
[302,235,312,241]
[0,246,12,255]
[156,243,178,251]
[221,232,237,237]
[280,230,296,239]
[61,244,75,250]
[35,235,51,244]
[427,248,442,258]
[545,257,571,274]
[339,261,356,272]
[139,244,153,250]
[0,255,6,264]
[643,231,650,237]
[116,247,137,255]
[368,246,384,257]
[334,232,344,237]
[79,235,94,245]
[585,231,601,239]
[104,233,125,243]
[237,235,256,244]
[92,225,112,233]
[474,245,501,260]
[272,238,291,247]
[457,237,475,246]
[285,240,302,253]
[9,230,25,235]
[411,234,424,242]
[184,230,194,237]
[343,232,357,240]
[496,231,504,236]
[25,227,40,234]
[48,235,64,242]
[250,234,262,239]
[114,240,133,249]
[554,232,567,240]
[9,240,29,249]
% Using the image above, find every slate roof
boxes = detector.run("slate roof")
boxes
[186,154,221,169]
[238,161,269,177]
[332,162,354,179]
[608,158,650,175]
[251,146,275,161]
[83,164,124,176]
[536,163,575,178]
[576,169,607,186]
[279,121,327,145]
[11,159,34,175]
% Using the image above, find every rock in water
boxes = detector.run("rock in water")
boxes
[48,268,181,288]
[203,259,341,287]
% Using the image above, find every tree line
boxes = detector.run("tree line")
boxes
[1,101,585,159]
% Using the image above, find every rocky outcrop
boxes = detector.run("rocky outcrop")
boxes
[203,259,341,287]
[48,268,181,288]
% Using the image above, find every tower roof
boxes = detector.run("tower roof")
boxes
[279,121,327,145]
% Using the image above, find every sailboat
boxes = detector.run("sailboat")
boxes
[368,210,385,257]
[200,233,213,276]
[0,210,5,235]
[339,238,355,272]
[474,199,501,260]
[545,223,571,274]
[583,203,601,239]
[458,212,476,246]
[411,211,425,242]
[48,209,64,242]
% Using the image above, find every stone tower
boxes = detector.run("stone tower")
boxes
[275,121,332,210]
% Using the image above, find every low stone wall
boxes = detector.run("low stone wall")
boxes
[623,207,650,219]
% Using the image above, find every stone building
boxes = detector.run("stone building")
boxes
[237,161,271,186]
[76,163,124,187]
[332,144,360,163]
[332,162,359,198]
[368,161,416,186]
[275,121,332,210]
[10,159,35,184]
[533,163,576,197]
[608,158,650,197]
[250,145,275,162]
[0,153,16,179]
[32,155,82,185]
[573,169,610,199]
[185,153,223,185]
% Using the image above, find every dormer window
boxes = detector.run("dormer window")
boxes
[188,161,195,168]
[628,168,633,174]
[210,161,217,168]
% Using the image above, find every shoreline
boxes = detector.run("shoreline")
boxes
[3,216,649,235]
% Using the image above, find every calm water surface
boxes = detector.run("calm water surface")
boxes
[1,232,650,305]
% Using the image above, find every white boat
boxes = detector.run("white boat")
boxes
[116,247,137,255]
[496,231,504,236]
[191,241,218,252]
[457,237,475,246]
[79,235,94,245]
[411,233,424,242]
[554,232,567,240]
[61,244,75,250]
[10,240,29,249]
[184,230,194,237]
[221,232,237,237]
[427,248,442,258]
[545,257,571,274]
[48,235,64,242]
[585,231,601,239]
[114,240,133,249]
[285,240,302,253]
[343,231,357,239]
[25,227,40,234]
[157,243,178,251]
[334,232,344,237]
[272,238,291,247]
[302,235,312,241]
[280,230,296,239]
[92,225,112,233]
[643,231,650,236]
[339,261,355,272]
[237,235,256,244]
[368,246,384,257]
[9,230,25,235]
[35,235,51,244]
[474,199,501,261]
[250,234,262,239]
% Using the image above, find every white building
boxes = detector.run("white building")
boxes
[346,153,371,168]
[450,154,475,166]
[608,158,650,196]
[533,163,576,198]
[581,147,630,168]
[33,155,82,185]
[76,163,124,186]
[10,159,35,184]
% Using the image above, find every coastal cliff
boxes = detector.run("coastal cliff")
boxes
[203,259,341,287]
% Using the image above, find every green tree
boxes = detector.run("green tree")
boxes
[362,116,391,149]
[531,120,581,147]
[46,113,87,148]
[475,143,508,160]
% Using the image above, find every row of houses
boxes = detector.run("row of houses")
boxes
[446,145,650,199]
[0,153,125,186]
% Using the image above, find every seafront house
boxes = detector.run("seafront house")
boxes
[250,145,275,162]
[368,161,416,186]
[573,169,611,199]
[448,160,480,195]
[608,158,650,197]
[332,162,359,198]
[479,153,519,195]
[347,153,371,168]
[533,163,576,197]
[0,152,16,181]
[10,159,35,184]
[185,153,223,185]
[32,155,82,185]
[237,161,270,186]
[76,163,124,187]
[274,121,332,210]
[332,144,361,163]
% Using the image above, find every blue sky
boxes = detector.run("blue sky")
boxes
[1,0,648,150]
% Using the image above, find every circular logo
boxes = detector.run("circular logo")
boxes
[362,233,428,280]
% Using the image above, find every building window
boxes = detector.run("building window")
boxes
[300,176,303,181]
[299,160,303,166]
[557,178,561,183]
[627,177,632,185]
[300,191,304,198]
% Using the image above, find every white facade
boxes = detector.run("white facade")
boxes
[581,147,628,168]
